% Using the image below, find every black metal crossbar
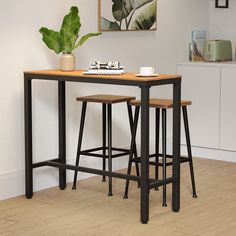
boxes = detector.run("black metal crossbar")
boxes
[32,158,60,168]
[79,146,130,159]
[32,159,175,190]
[132,155,190,166]
[46,161,140,182]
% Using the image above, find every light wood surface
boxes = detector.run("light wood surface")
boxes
[24,69,181,82]
[130,98,191,108]
[77,94,136,104]
[1,158,236,235]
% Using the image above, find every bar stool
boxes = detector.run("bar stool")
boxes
[124,98,197,206]
[72,94,137,196]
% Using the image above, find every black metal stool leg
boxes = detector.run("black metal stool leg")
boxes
[182,106,197,198]
[133,138,140,189]
[124,106,140,199]
[102,103,106,182]
[108,104,113,196]
[162,109,167,206]
[154,108,160,191]
[123,151,134,199]
[72,102,87,190]
[127,103,140,187]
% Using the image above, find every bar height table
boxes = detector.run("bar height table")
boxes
[24,70,181,224]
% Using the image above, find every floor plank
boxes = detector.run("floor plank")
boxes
[0,157,236,236]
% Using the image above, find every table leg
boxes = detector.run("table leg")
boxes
[24,78,33,199]
[58,81,66,189]
[140,86,150,224]
[172,81,181,212]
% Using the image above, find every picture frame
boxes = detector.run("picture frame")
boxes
[98,0,157,31]
[215,0,229,8]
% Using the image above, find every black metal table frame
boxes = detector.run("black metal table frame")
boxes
[24,72,181,224]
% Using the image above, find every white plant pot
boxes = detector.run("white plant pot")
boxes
[60,54,75,71]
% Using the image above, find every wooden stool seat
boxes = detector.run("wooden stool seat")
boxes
[129,98,191,108]
[77,94,135,104]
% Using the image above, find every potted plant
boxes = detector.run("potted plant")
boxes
[39,6,102,71]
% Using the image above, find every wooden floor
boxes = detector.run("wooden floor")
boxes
[0,157,236,236]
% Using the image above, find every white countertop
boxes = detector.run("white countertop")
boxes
[177,61,236,68]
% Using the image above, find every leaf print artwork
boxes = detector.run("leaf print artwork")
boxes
[99,0,157,31]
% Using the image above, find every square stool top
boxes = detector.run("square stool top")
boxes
[129,98,191,109]
[77,94,136,104]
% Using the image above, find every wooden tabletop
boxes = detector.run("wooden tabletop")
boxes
[24,69,181,82]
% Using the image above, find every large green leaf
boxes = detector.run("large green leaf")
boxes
[100,17,120,31]
[130,1,156,30]
[39,27,61,54]
[60,6,81,53]
[112,0,133,21]
[59,29,75,54]
[112,0,153,21]
[74,32,102,49]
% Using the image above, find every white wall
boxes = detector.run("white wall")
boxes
[209,0,236,60]
[0,0,209,200]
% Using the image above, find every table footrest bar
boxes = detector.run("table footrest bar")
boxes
[46,161,141,182]
[32,158,60,168]
[149,177,175,189]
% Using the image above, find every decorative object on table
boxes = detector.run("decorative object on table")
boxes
[39,6,102,71]
[190,30,207,61]
[83,61,125,75]
[139,67,154,76]
[135,66,158,77]
[98,0,157,31]
[215,0,229,8]
[90,61,121,69]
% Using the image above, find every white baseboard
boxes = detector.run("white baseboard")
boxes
[163,138,236,163]
[182,145,236,163]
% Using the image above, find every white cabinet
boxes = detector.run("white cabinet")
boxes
[177,64,221,149]
[220,67,236,151]
[177,62,236,153]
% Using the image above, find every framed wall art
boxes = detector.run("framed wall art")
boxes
[215,0,229,8]
[98,0,157,31]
